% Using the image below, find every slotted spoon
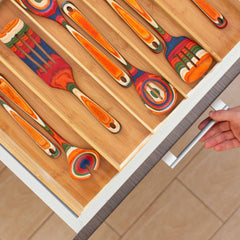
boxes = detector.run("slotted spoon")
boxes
[0,18,121,134]
[118,0,214,83]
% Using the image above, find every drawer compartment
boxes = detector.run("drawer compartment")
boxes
[0,0,239,218]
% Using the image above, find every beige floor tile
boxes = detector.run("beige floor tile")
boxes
[89,223,120,240]
[179,147,240,220]
[218,73,240,107]
[29,214,75,240]
[106,111,207,235]
[121,180,222,240]
[0,161,5,172]
[0,168,52,240]
[211,207,240,240]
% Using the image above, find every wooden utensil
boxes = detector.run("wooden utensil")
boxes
[62,2,177,114]
[191,0,227,28]
[15,0,131,87]
[0,96,60,159]
[0,74,100,180]
[116,0,214,83]
[0,18,121,134]
[104,0,162,53]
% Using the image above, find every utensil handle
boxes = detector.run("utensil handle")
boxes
[0,96,60,158]
[122,0,171,41]
[105,0,163,53]
[63,22,131,87]
[192,0,227,28]
[70,85,121,133]
[62,2,130,68]
[0,75,68,147]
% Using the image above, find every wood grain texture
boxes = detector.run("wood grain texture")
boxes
[0,18,121,134]
[15,0,132,88]
[0,96,60,159]
[105,0,163,53]
[0,62,118,216]
[192,0,228,28]
[123,0,213,83]
[154,0,240,60]
[62,2,178,115]
[0,1,154,170]
[121,180,222,240]
[0,75,100,180]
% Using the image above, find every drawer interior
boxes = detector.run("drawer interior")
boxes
[0,0,239,216]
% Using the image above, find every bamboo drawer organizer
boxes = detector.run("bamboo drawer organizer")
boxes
[0,0,239,217]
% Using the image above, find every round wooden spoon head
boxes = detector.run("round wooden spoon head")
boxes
[66,145,100,180]
[16,0,60,18]
[129,67,178,114]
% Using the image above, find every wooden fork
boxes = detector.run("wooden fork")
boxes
[0,18,121,134]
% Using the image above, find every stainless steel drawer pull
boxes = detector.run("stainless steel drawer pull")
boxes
[162,99,229,168]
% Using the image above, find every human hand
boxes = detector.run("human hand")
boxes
[198,106,240,151]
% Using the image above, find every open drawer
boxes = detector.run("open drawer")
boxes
[0,0,239,238]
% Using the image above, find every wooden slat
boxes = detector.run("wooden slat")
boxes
[154,0,240,61]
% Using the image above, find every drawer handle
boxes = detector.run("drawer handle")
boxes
[162,99,229,168]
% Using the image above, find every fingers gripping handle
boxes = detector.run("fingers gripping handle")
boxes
[70,86,121,134]
[162,99,228,168]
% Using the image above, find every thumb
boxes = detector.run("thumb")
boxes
[210,109,236,122]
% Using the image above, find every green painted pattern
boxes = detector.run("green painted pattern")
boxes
[5,22,28,48]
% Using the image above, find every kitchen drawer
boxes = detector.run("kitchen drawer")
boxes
[0,0,239,239]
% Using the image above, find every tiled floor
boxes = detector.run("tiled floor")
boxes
[0,75,240,240]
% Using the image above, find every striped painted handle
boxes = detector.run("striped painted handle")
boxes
[0,96,60,158]
[192,0,227,28]
[64,23,131,87]
[70,84,121,134]
[0,75,70,146]
[122,0,171,41]
[62,2,132,70]
[105,0,163,53]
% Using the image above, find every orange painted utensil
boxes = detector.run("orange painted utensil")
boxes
[120,0,214,83]
[15,0,131,87]
[0,96,60,159]
[0,75,100,180]
[192,0,227,28]
[0,18,121,134]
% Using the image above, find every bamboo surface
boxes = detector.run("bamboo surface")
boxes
[0,0,239,216]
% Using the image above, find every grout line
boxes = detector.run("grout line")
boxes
[105,221,122,238]
[207,201,240,240]
[176,144,205,177]
[114,146,205,237]
[27,212,54,240]
[177,178,224,223]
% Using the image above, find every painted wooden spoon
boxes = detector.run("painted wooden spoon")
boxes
[0,75,100,180]
[0,18,121,134]
[103,0,163,53]
[14,0,131,87]
[191,0,227,28]
[62,2,178,114]
[0,96,60,159]
[119,0,214,83]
